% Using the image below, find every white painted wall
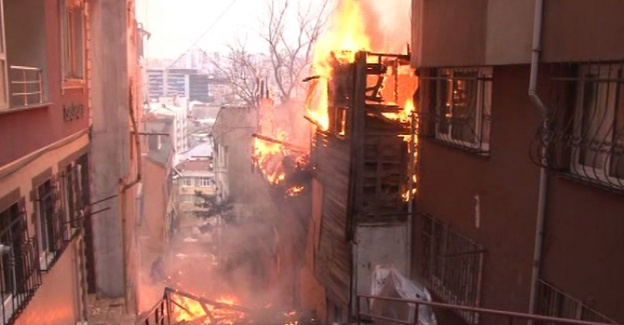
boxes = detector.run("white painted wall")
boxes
[354,223,409,297]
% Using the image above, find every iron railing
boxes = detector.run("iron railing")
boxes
[421,214,484,325]
[417,67,492,154]
[356,295,618,325]
[9,66,44,108]
[0,208,42,325]
[530,61,624,192]
[535,280,616,324]
[36,181,71,272]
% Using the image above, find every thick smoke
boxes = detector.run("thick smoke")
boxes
[361,0,412,53]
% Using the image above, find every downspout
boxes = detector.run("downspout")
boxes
[119,87,142,313]
[527,0,548,319]
[406,110,416,278]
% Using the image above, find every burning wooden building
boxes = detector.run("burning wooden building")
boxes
[305,50,417,323]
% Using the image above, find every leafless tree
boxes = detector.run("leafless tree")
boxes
[211,0,331,106]
[210,39,267,108]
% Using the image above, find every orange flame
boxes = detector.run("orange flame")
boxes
[305,0,371,130]
[173,295,242,325]
[252,132,287,185]
[383,97,416,123]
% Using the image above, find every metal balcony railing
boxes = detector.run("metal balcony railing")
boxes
[0,215,42,325]
[356,295,618,325]
[9,66,44,108]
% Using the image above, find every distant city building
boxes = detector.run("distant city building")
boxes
[146,98,189,164]
[146,68,229,103]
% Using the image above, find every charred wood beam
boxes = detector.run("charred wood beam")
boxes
[165,287,253,314]
[252,133,307,153]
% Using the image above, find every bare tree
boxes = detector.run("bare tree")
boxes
[211,0,330,106]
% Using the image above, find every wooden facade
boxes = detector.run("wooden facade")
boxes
[312,51,412,315]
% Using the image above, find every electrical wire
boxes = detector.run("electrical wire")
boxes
[158,0,238,73]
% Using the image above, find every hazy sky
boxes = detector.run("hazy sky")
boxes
[135,0,412,60]
[136,0,268,59]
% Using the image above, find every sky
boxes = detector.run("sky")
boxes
[135,0,412,60]
[136,0,292,59]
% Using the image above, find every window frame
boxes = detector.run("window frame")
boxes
[35,178,66,271]
[60,0,86,86]
[571,64,624,184]
[433,67,492,152]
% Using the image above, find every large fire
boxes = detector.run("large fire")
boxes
[305,0,371,130]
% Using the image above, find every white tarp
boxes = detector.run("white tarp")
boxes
[370,265,437,325]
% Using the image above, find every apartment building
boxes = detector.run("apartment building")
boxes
[212,107,257,203]
[0,0,93,324]
[410,0,624,324]
[137,115,174,312]
[174,158,215,220]
[146,68,229,103]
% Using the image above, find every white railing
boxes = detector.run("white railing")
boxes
[10,65,44,107]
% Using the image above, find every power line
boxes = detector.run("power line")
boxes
[139,0,238,101]
[159,0,239,73]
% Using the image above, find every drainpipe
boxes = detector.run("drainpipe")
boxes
[406,110,416,277]
[527,0,548,319]
[119,89,142,313]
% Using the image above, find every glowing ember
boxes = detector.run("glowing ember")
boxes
[286,186,304,197]
[382,97,416,123]
[173,295,243,325]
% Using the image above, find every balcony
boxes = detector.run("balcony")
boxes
[0,203,42,325]
[0,0,49,113]
[9,66,44,109]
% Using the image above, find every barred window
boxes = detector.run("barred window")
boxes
[61,163,83,231]
[533,62,624,192]
[0,201,41,325]
[535,280,616,324]
[572,64,624,185]
[35,178,67,271]
[422,67,492,153]
[421,214,484,325]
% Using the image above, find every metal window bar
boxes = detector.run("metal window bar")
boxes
[535,280,616,325]
[9,66,43,108]
[531,61,624,192]
[37,180,70,272]
[418,68,492,154]
[422,214,484,325]
[0,204,42,325]
[356,294,617,325]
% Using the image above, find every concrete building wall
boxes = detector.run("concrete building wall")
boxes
[413,0,624,68]
[0,0,89,167]
[89,0,132,300]
[0,133,89,325]
[415,65,543,314]
[543,179,624,321]
[355,224,408,297]
[541,0,624,62]
[16,241,82,325]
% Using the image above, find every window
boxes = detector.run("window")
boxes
[535,280,615,324]
[61,163,83,231]
[430,67,492,152]
[571,64,624,185]
[421,214,484,325]
[0,201,42,325]
[60,0,85,82]
[198,178,212,187]
[36,179,65,271]
[0,0,7,109]
[181,178,193,187]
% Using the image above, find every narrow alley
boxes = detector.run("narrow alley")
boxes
[0,1,622,325]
